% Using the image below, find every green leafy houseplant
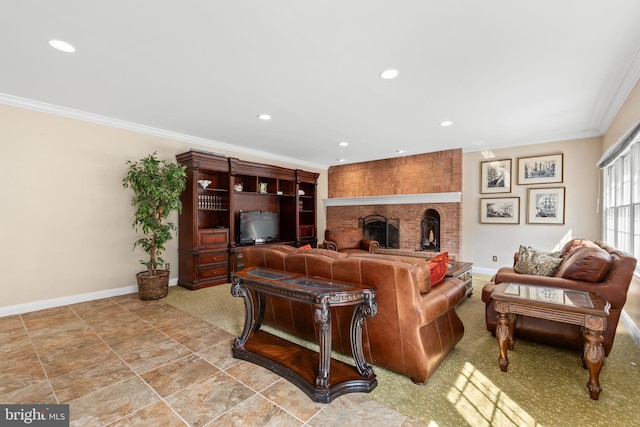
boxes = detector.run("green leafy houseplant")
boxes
[122,152,187,278]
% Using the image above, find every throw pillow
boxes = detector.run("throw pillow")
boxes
[555,246,612,282]
[427,252,449,285]
[513,245,563,276]
[298,244,312,250]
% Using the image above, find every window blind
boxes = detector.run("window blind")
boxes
[597,119,640,168]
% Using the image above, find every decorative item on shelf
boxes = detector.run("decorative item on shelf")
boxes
[298,189,305,195]
[259,182,268,193]
[276,191,283,195]
[197,179,212,189]
[234,182,243,192]
[122,152,187,300]
[198,194,222,210]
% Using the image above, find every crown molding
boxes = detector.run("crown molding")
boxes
[0,93,328,171]
[323,192,461,207]
[594,46,640,134]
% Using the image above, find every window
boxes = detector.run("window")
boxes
[603,141,640,266]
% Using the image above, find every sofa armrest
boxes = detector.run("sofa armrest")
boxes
[361,239,380,253]
[415,277,466,326]
[323,240,338,251]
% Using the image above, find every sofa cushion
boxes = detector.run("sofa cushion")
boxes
[514,245,562,276]
[560,239,599,258]
[555,246,613,282]
[427,252,449,285]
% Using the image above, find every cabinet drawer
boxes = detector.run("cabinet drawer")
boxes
[200,251,229,265]
[198,229,229,249]
[198,265,229,281]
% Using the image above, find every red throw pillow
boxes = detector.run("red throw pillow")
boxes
[427,252,449,285]
[298,244,312,250]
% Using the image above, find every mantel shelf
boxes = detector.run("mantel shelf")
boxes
[323,192,461,207]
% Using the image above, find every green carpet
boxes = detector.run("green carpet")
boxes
[164,275,640,426]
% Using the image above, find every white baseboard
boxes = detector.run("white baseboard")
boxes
[0,278,179,317]
[621,310,640,348]
[472,266,498,276]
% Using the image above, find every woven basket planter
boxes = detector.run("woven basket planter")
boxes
[136,270,170,300]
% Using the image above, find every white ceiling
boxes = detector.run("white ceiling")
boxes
[2,1,640,169]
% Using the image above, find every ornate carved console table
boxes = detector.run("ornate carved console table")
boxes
[491,283,610,400]
[231,267,378,403]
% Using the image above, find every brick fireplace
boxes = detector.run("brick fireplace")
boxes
[325,149,462,260]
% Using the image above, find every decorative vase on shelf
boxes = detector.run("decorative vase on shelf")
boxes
[234,183,243,192]
[197,179,212,189]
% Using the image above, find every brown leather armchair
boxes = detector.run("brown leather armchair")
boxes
[323,227,379,254]
[482,239,637,356]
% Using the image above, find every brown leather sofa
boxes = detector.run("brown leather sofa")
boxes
[242,245,467,384]
[323,227,379,254]
[482,239,637,356]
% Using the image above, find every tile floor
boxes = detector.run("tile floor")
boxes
[0,293,423,426]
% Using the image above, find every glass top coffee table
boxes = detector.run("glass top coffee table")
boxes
[491,283,610,400]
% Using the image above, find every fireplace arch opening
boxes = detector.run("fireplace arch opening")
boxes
[359,214,400,248]
[421,209,440,252]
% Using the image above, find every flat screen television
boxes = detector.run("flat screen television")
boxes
[239,211,279,244]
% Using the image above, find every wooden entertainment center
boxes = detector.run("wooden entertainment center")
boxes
[176,150,319,290]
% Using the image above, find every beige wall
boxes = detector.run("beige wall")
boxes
[0,104,327,312]
[461,137,602,273]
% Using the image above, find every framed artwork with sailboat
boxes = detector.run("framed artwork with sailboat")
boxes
[518,153,563,185]
[480,159,512,194]
[527,187,565,224]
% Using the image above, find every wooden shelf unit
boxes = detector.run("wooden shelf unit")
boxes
[176,150,319,289]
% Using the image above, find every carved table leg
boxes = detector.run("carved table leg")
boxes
[583,327,605,400]
[253,292,265,332]
[496,312,513,372]
[230,278,255,349]
[314,300,331,388]
[506,313,515,350]
[350,294,377,378]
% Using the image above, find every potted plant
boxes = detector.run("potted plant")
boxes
[122,152,187,300]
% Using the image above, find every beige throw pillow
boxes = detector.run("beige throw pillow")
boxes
[514,245,563,276]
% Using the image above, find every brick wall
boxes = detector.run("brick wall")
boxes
[326,149,462,259]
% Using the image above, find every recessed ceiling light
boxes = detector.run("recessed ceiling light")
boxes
[440,120,454,127]
[380,69,399,79]
[339,141,349,147]
[396,149,405,154]
[48,39,76,53]
[336,158,345,163]
[257,114,271,120]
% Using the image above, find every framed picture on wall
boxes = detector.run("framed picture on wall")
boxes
[480,197,520,224]
[517,154,563,185]
[527,187,565,224]
[480,159,512,193]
